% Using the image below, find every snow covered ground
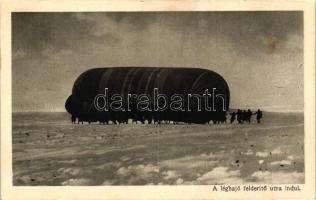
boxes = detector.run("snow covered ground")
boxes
[12,112,304,185]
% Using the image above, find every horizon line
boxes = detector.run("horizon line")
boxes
[12,109,304,113]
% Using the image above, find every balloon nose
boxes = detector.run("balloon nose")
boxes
[65,95,74,114]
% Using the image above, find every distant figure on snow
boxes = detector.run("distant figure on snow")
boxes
[246,109,253,123]
[236,109,242,124]
[255,109,263,123]
[242,110,247,123]
[230,112,236,123]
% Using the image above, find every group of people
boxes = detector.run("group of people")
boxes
[229,109,262,124]
[70,109,263,125]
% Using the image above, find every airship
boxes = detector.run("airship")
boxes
[65,67,230,124]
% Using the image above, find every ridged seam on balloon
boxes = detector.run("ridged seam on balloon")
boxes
[121,67,136,96]
[189,71,209,93]
[92,68,109,100]
[124,68,143,97]
[144,68,161,96]
[191,71,229,94]
[136,68,155,95]
[97,68,113,96]
[153,68,171,94]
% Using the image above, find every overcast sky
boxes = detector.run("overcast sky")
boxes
[12,11,303,112]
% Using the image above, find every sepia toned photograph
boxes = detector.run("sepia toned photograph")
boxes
[11,11,306,186]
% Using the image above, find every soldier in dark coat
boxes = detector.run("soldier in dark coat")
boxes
[255,109,263,123]
[230,112,236,123]
[236,109,242,124]
[246,109,253,123]
[242,110,247,123]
